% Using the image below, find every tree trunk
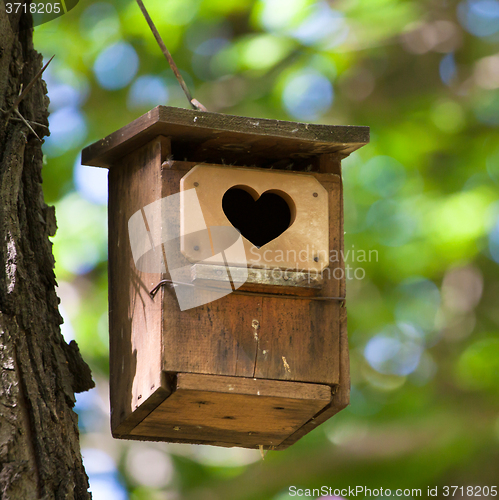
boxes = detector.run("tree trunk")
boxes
[0,8,94,500]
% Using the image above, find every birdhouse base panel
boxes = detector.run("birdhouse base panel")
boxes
[117,373,332,449]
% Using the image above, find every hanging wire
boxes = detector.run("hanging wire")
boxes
[149,279,346,305]
[135,0,207,112]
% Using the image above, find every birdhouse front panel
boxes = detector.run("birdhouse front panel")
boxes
[82,106,369,449]
[179,165,330,272]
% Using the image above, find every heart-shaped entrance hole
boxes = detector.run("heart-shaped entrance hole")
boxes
[222,187,294,247]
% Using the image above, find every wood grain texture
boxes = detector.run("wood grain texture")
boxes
[112,382,171,438]
[160,164,342,385]
[101,122,354,447]
[253,300,341,384]
[162,292,263,377]
[312,170,343,300]
[253,167,343,385]
[191,264,323,289]
[81,106,369,169]
[109,137,166,435]
[275,304,350,449]
[130,373,331,448]
[161,165,262,378]
[317,155,346,300]
[180,164,329,273]
[175,373,331,399]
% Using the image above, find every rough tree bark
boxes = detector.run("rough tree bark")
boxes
[0,7,94,500]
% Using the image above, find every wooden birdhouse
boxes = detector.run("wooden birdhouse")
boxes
[82,105,369,450]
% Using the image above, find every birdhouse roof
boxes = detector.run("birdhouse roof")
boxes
[82,105,369,169]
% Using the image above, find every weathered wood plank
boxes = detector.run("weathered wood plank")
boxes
[162,293,263,377]
[82,106,369,169]
[112,383,171,438]
[254,300,341,384]
[317,155,345,299]
[313,169,343,299]
[253,166,343,384]
[161,165,262,378]
[130,373,331,448]
[109,137,165,434]
[191,264,323,289]
[176,373,331,399]
[275,304,350,449]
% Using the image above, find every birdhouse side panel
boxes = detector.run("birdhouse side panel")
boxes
[108,138,166,435]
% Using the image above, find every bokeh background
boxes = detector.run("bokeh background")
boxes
[32,0,499,498]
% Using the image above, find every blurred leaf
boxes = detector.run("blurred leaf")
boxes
[456,338,499,390]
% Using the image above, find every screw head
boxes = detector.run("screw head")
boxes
[313,192,318,197]
[194,182,199,187]
[194,245,200,251]
[314,256,319,262]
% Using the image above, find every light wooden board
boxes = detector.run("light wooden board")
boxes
[191,264,323,289]
[180,164,329,273]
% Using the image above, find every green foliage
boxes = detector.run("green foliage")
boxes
[32,0,499,497]
[456,338,499,390]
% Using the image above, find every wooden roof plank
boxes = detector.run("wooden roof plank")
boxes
[82,105,369,168]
